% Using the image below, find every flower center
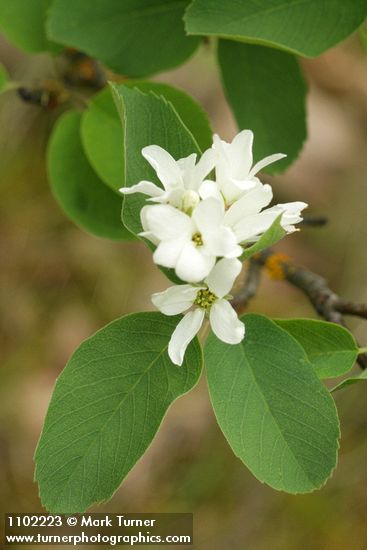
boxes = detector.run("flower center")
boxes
[194,288,217,309]
[192,232,203,247]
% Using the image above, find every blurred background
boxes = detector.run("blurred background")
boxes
[1,31,367,550]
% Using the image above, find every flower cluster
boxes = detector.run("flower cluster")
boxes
[120,130,307,365]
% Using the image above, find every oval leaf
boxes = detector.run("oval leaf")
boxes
[112,85,201,235]
[185,0,367,58]
[47,111,131,240]
[81,82,212,191]
[81,88,124,193]
[275,319,359,379]
[112,85,204,283]
[218,41,307,172]
[0,0,60,53]
[35,312,203,513]
[47,0,200,76]
[205,313,340,493]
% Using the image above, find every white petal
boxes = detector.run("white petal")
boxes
[119,181,163,197]
[148,187,184,208]
[178,150,215,193]
[276,201,308,216]
[168,309,205,366]
[224,183,273,227]
[192,197,225,234]
[198,180,223,201]
[153,238,186,268]
[209,299,245,344]
[205,258,242,298]
[204,227,242,258]
[140,205,154,234]
[230,130,254,178]
[219,177,257,205]
[212,134,229,159]
[177,154,197,190]
[228,177,258,192]
[175,242,216,283]
[141,204,193,241]
[212,134,232,183]
[142,145,182,188]
[151,285,201,315]
[231,211,278,243]
[249,153,286,178]
[191,148,216,189]
[138,231,159,245]
[177,153,197,174]
[267,201,308,232]
[213,131,254,182]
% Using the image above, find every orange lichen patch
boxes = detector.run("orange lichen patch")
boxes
[264,253,290,280]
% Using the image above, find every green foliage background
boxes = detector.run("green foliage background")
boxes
[1,4,367,547]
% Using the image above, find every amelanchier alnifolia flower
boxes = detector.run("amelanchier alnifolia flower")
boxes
[203,130,286,205]
[140,197,242,283]
[119,144,215,213]
[120,130,308,366]
[140,184,306,282]
[220,182,307,243]
[152,258,244,365]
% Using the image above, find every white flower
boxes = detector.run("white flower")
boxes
[120,131,307,289]
[141,184,307,281]
[152,258,245,366]
[119,145,215,213]
[140,197,243,283]
[263,202,307,234]
[221,182,308,244]
[201,130,286,205]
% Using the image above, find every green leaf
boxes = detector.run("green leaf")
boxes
[35,312,202,513]
[112,85,203,283]
[81,88,125,193]
[112,85,200,233]
[240,215,285,260]
[275,319,359,379]
[129,82,212,152]
[81,81,212,192]
[185,0,367,58]
[205,313,340,493]
[47,0,200,77]
[332,369,367,392]
[47,111,132,240]
[0,63,8,92]
[218,41,307,172]
[0,0,60,53]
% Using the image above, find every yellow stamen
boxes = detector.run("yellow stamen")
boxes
[192,233,203,246]
[194,289,217,309]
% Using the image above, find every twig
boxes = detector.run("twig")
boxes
[233,249,367,369]
[256,249,345,323]
[231,259,262,314]
[336,301,367,320]
[299,215,329,227]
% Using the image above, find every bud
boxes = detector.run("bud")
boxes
[182,190,200,214]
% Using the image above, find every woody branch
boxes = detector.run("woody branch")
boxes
[232,248,367,369]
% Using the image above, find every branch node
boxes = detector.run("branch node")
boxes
[264,253,290,280]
